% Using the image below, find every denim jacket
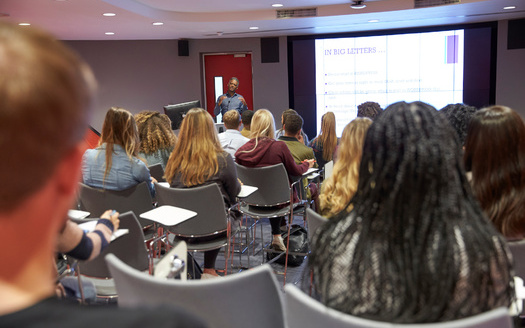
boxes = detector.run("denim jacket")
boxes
[82,144,155,197]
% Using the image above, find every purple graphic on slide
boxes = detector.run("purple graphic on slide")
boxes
[447,35,459,64]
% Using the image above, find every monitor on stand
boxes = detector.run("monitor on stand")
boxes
[163,100,201,130]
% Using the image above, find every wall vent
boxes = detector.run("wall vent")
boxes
[414,0,460,8]
[276,8,317,19]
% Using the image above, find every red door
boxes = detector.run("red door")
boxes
[203,53,253,118]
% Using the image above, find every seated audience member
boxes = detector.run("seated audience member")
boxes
[309,111,338,169]
[309,101,514,323]
[318,118,372,218]
[278,114,317,165]
[56,210,120,301]
[235,109,315,251]
[0,21,206,327]
[464,105,525,240]
[164,108,241,279]
[218,110,249,159]
[135,110,177,169]
[440,103,478,147]
[240,109,254,138]
[58,210,120,261]
[82,107,157,197]
[275,109,309,145]
[278,113,319,207]
[357,101,383,120]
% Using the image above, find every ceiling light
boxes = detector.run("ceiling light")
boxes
[503,6,516,9]
[18,23,31,26]
[350,1,366,9]
[103,13,116,16]
[249,26,259,30]
[105,32,115,35]
[152,22,164,26]
[272,3,284,7]
[368,19,379,23]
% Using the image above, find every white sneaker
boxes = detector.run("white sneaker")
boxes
[272,236,286,252]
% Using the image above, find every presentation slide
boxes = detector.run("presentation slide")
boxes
[315,30,464,136]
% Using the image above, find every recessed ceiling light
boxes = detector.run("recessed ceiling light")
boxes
[152,22,164,26]
[18,23,31,26]
[350,1,366,9]
[105,32,115,35]
[249,26,259,30]
[368,19,379,23]
[272,3,284,7]
[503,6,516,10]
[103,13,116,16]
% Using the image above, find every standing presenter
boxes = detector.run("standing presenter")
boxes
[214,77,248,121]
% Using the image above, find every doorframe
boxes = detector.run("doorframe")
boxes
[201,52,254,116]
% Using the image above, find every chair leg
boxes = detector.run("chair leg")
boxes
[75,263,86,304]
[260,218,265,264]
[191,251,196,279]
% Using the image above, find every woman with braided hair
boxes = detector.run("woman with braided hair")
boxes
[309,101,515,323]
[135,110,177,169]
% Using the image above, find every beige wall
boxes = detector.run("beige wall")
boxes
[68,37,288,132]
[496,20,525,118]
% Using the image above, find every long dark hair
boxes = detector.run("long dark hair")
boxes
[464,105,525,239]
[309,101,514,323]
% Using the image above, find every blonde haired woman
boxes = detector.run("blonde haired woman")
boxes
[82,107,156,197]
[309,111,338,169]
[319,118,372,217]
[164,108,241,279]
[235,109,314,251]
[135,110,177,169]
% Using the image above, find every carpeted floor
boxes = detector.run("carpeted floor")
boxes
[191,213,310,289]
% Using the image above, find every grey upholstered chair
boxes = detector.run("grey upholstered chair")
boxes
[78,211,149,301]
[106,255,285,328]
[235,163,304,283]
[284,284,513,328]
[154,182,232,275]
[78,182,154,228]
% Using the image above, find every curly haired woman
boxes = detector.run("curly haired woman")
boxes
[135,110,177,169]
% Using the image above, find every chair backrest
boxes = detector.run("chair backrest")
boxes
[306,208,328,244]
[154,182,227,237]
[79,211,149,278]
[106,255,286,328]
[148,163,166,182]
[235,163,291,207]
[507,240,525,280]
[78,182,154,227]
[284,285,513,328]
